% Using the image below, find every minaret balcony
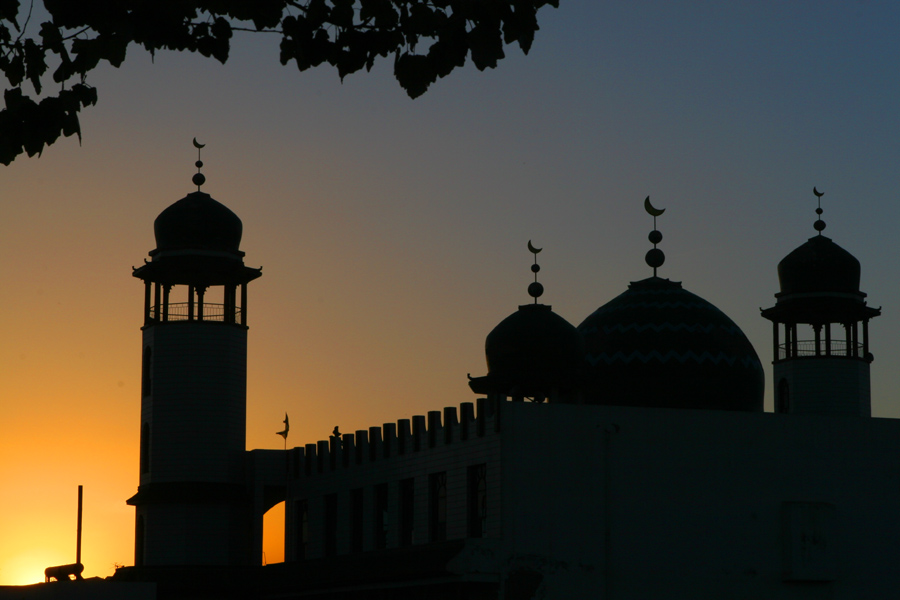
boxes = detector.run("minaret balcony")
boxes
[148,302,242,323]
[777,339,864,361]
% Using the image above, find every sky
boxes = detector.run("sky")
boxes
[2,0,900,585]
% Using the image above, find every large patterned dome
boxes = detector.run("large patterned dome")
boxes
[577,277,764,411]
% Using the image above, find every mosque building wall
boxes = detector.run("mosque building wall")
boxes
[276,400,900,599]
[281,399,503,561]
[497,401,900,599]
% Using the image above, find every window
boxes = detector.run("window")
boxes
[399,478,415,546]
[351,488,364,554]
[374,483,388,550]
[468,464,487,537]
[777,378,790,414]
[324,493,338,557]
[429,472,447,542]
[141,346,152,396]
[140,423,150,474]
[295,500,309,560]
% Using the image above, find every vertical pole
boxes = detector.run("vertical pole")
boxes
[772,322,779,362]
[153,283,162,323]
[241,283,248,327]
[188,285,195,321]
[143,281,151,325]
[813,324,821,356]
[825,323,831,356]
[197,287,205,321]
[225,284,236,324]
[76,485,83,566]
[863,319,870,357]
[163,285,171,322]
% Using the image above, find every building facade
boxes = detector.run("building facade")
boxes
[119,180,897,600]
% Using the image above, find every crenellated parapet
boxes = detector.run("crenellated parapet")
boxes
[289,398,500,479]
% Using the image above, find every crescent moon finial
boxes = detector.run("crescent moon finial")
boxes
[526,241,544,304]
[191,138,206,190]
[644,196,666,277]
[812,186,826,234]
[644,196,665,217]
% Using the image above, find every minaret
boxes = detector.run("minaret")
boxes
[761,188,880,416]
[127,142,262,566]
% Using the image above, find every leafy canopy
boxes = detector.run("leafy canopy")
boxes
[0,0,558,165]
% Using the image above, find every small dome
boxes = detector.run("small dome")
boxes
[777,235,861,297]
[470,304,583,402]
[153,191,243,255]
[578,277,764,411]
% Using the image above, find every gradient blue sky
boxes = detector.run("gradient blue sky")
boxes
[2,1,899,583]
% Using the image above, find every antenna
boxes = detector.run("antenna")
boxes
[76,485,83,567]
[44,486,85,582]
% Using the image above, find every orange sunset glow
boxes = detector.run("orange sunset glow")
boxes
[4,3,900,586]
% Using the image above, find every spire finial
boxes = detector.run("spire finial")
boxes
[192,137,206,191]
[527,240,544,304]
[812,186,826,235]
[644,196,666,277]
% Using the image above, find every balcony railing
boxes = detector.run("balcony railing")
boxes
[148,302,242,323]
[777,339,863,360]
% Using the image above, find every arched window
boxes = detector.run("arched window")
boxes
[777,378,790,414]
[140,423,150,474]
[142,347,152,397]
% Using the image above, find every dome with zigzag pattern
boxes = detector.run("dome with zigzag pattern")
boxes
[577,277,764,411]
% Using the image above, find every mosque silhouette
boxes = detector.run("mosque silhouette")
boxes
[91,156,897,599]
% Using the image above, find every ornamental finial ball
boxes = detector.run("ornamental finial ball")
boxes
[646,248,665,269]
[192,173,206,187]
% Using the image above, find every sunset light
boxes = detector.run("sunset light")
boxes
[4,2,900,591]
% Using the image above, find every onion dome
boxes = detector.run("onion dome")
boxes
[778,235,860,296]
[468,242,583,403]
[761,187,878,324]
[472,304,584,401]
[153,192,243,255]
[578,277,764,411]
[133,141,261,287]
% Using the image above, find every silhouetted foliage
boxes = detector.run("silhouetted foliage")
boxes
[0,0,558,165]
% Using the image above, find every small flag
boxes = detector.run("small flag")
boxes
[276,413,289,440]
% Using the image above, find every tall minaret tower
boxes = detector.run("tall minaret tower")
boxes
[761,188,880,416]
[128,143,262,566]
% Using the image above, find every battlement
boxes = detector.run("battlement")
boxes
[289,397,501,479]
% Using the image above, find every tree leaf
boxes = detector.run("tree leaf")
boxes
[0,0,560,164]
